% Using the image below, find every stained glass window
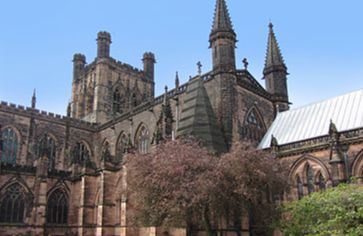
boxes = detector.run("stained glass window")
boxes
[46,189,68,224]
[113,89,121,113]
[0,184,25,223]
[1,127,18,164]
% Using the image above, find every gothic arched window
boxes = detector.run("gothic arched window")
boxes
[116,133,128,161]
[136,126,149,154]
[38,135,57,170]
[318,173,326,190]
[245,109,263,129]
[296,176,304,199]
[113,89,122,113]
[0,184,25,223]
[306,165,315,194]
[46,189,68,224]
[71,142,90,165]
[1,127,18,164]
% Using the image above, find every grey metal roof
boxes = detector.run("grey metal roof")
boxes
[258,89,363,149]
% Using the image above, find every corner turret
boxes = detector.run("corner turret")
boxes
[72,53,86,82]
[97,31,112,58]
[142,52,156,81]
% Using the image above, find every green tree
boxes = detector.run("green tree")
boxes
[280,183,363,236]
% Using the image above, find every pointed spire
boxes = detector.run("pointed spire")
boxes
[31,89,36,109]
[264,22,287,74]
[211,0,234,33]
[175,71,180,90]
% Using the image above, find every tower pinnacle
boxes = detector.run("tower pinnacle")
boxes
[31,89,36,109]
[263,22,289,112]
[211,0,235,35]
[209,0,237,71]
[264,22,287,74]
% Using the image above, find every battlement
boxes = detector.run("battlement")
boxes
[73,53,86,62]
[0,101,97,131]
[97,31,112,42]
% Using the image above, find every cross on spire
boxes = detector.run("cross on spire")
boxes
[242,58,249,70]
[197,61,202,75]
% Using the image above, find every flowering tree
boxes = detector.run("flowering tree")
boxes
[125,139,288,236]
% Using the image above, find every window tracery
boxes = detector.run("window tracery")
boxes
[0,184,25,223]
[1,127,18,164]
[46,189,68,224]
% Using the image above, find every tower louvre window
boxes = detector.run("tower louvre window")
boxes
[113,89,122,113]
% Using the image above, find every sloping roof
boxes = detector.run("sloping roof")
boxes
[177,76,227,154]
[259,89,363,149]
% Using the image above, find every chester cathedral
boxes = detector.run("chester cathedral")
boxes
[0,0,362,235]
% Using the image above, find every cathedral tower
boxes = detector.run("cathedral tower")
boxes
[263,23,289,111]
[209,0,237,71]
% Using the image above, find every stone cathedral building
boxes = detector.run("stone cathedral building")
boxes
[0,0,362,235]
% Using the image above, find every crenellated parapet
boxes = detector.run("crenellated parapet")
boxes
[0,101,97,131]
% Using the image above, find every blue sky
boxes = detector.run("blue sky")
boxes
[0,0,362,115]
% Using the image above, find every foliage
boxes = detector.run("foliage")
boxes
[280,183,363,236]
[124,139,288,236]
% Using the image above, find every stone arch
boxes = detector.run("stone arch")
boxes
[289,154,330,182]
[352,150,363,180]
[289,154,330,198]
[134,123,150,154]
[1,125,22,164]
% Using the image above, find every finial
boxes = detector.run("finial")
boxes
[197,61,202,75]
[175,71,180,90]
[31,89,36,109]
[67,103,71,117]
[269,21,274,30]
[242,58,249,70]
[163,86,168,105]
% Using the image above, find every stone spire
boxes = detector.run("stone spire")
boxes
[263,22,289,112]
[175,71,180,90]
[264,22,287,73]
[211,0,235,35]
[209,0,237,71]
[31,89,36,109]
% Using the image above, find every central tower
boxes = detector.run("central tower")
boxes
[209,0,237,71]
